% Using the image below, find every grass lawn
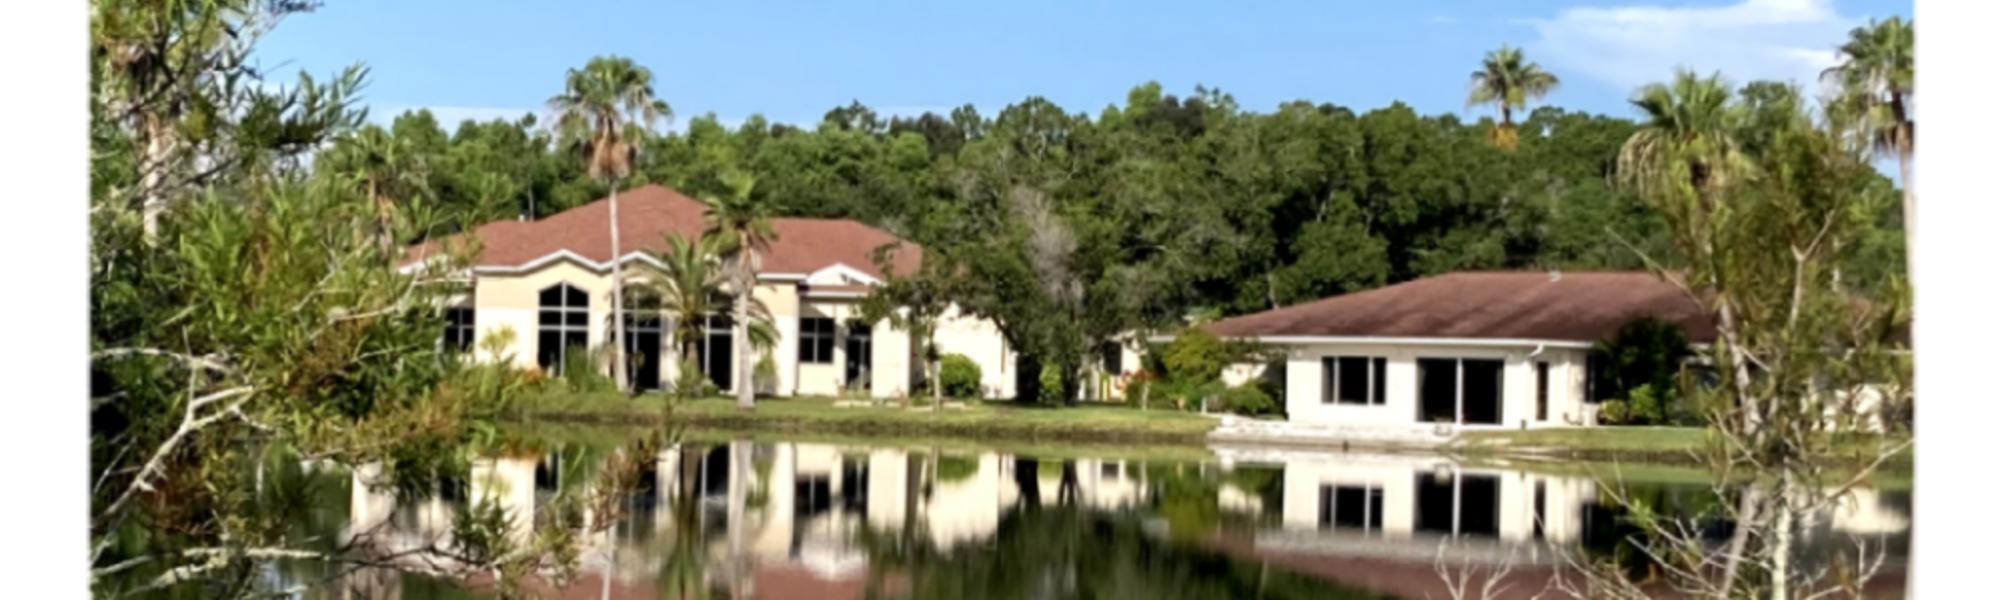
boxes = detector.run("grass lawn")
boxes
[1455,426,1913,484]
[511,390,1222,445]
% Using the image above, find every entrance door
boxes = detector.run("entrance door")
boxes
[697,316,734,392]
[1461,359,1504,425]
[623,313,663,391]
[844,322,872,391]
[1417,358,1459,423]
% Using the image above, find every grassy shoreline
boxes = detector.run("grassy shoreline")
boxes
[510,392,1911,478]
[511,392,1221,445]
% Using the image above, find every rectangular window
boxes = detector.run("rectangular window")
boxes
[1101,343,1124,375]
[1372,357,1388,405]
[1325,355,1390,405]
[1336,357,1370,404]
[1323,484,1384,531]
[443,307,474,352]
[1536,362,1551,421]
[798,317,836,364]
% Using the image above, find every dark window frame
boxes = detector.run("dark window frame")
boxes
[1535,361,1551,421]
[1324,355,1389,406]
[443,307,475,352]
[798,317,837,364]
[536,283,590,373]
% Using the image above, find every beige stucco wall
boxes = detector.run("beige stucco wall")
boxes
[458,258,1022,399]
[932,304,1017,399]
[1279,342,1593,430]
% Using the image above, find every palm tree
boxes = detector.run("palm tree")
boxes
[1617,70,1748,210]
[548,56,672,393]
[1467,44,1560,150]
[324,125,429,254]
[632,232,729,398]
[1824,17,1914,281]
[701,171,777,410]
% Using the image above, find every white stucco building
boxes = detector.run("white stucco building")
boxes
[405,184,1016,399]
[1186,271,1717,430]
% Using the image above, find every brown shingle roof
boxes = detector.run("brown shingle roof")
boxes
[1203,271,1716,344]
[405,184,922,280]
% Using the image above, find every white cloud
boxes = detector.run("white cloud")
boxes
[1525,0,1861,95]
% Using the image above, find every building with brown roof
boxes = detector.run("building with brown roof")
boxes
[1190,271,1714,430]
[405,184,1015,398]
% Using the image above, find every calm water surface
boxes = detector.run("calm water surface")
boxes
[308,434,1910,599]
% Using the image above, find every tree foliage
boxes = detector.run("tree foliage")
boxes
[315,86,1904,407]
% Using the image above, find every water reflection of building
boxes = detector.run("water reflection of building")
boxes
[339,442,1909,599]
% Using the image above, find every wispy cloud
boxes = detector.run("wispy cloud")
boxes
[1525,0,1860,96]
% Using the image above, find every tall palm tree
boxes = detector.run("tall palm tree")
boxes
[1467,45,1560,150]
[325,125,429,254]
[1617,70,1764,507]
[548,55,672,393]
[701,171,777,410]
[1617,70,1747,210]
[1824,17,1914,282]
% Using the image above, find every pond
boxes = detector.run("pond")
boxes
[303,431,1910,599]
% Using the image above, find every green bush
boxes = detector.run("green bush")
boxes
[671,356,715,400]
[560,344,613,393]
[1599,400,1631,425]
[1038,361,1065,404]
[1161,328,1228,387]
[939,353,982,399]
[1217,385,1277,416]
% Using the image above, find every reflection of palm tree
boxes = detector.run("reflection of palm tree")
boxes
[656,479,708,600]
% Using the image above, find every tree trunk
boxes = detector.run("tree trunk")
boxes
[735,259,755,410]
[140,112,171,243]
[609,184,629,393]
[931,351,943,413]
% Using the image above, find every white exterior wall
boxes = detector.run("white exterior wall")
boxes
[1279,342,1594,429]
[932,304,1018,399]
[457,258,1013,399]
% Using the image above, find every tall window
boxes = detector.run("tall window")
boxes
[1101,342,1124,375]
[537,283,589,373]
[442,307,475,352]
[1536,362,1551,421]
[1319,484,1384,532]
[1323,356,1388,405]
[798,317,836,364]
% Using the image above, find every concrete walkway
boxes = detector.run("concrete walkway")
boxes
[1206,415,1462,451]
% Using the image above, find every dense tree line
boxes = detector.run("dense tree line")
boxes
[321,79,1905,402]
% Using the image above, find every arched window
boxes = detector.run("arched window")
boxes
[537,283,590,373]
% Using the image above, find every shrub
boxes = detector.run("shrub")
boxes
[671,356,714,400]
[1599,400,1631,425]
[1038,361,1065,404]
[1160,328,1228,387]
[560,344,612,393]
[1218,385,1276,416]
[939,353,982,399]
[1626,384,1664,425]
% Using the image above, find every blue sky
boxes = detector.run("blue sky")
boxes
[257,0,1911,131]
